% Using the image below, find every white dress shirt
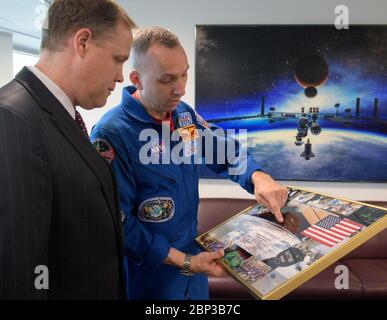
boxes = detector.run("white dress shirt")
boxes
[27,66,76,120]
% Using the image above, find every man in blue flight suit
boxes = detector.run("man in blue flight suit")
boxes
[90,26,288,300]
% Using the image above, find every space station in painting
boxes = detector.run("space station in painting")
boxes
[195,25,387,181]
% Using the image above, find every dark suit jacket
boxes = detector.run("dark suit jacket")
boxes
[0,67,124,299]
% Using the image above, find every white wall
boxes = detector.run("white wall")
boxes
[0,32,13,87]
[82,0,385,202]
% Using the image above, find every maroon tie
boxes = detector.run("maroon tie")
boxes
[75,110,89,139]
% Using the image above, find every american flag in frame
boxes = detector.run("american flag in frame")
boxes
[301,215,363,247]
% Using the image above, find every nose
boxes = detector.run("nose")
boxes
[115,66,124,83]
[172,79,186,96]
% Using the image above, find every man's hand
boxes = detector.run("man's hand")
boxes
[251,171,288,223]
[190,249,226,277]
[164,248,226,277]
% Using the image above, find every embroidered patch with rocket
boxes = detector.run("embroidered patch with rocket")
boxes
[93,138,115,164]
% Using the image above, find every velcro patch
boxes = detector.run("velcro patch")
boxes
[93,138,115,164]
[178,111,193,127]
[195,112,209,129]
[138,197,175,223]
[177,124,199,142]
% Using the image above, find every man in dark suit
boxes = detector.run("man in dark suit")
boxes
[0,0,135,299]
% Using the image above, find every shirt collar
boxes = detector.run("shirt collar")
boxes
[27,66,76,120]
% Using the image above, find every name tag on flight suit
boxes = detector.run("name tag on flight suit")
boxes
[177,124,199,142]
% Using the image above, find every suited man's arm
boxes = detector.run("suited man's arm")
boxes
[0,108,52,299]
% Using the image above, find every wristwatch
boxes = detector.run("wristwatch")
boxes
[180,254,194,276]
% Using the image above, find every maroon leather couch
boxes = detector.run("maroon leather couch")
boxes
[197,198,387,300]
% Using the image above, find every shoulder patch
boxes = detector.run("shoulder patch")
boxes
[195,111,209,129]
[177,124,199,142]
[93,138,115,164]
[178,111,193,127]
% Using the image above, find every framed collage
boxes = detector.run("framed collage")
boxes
[196,187,387,299]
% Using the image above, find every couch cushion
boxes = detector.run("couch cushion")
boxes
[343,259,387,299]
[285,262,363,300]
[343,228,387,259]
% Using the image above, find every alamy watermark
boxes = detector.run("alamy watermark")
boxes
[138,123,249,176]
[334,5,349,29]
[34,265,49,290]
[334,264,349,290]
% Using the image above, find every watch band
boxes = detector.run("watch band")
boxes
[180,253,193,276]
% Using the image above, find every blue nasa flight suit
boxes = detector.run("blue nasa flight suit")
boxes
[90,86,262,300]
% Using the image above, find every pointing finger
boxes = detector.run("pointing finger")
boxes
[271,206,284,223]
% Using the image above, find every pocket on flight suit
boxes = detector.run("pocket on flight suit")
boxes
[133,161,177,223]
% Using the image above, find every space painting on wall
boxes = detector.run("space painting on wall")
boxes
[195,25,387,182]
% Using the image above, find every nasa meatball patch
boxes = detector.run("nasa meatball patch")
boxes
[138,197,175,223]
[93,138,115,164]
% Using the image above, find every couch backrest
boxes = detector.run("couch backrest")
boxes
[197,198,387,259]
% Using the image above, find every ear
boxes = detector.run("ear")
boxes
[130,71,143,90]
[73,28,94,58]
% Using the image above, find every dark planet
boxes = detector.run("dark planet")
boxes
[295,54,329,88]
[305,86,318,98]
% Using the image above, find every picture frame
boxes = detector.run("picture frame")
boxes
[195,186,387,299]
[195,25,387,182]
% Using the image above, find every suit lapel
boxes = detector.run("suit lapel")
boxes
[15,67,121,238]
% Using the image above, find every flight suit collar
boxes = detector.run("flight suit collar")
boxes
[121,86,156,124]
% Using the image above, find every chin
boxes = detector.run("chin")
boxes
[93,97,109,109]
[82,104,99,110]
[81,101,105,110]
[95,102,107,109]
[167,103,179,110]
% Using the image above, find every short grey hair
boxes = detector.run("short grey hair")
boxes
[132,26,180,53]
[131,26,180,69]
